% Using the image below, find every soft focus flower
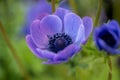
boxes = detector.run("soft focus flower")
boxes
[26,8,93,64]
[21,0,71,36]
[94,20,120,54]
[59,0,71,10]
[22,0,52,35]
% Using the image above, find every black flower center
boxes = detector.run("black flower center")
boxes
[48,33,73,53]
[99,31,116,47]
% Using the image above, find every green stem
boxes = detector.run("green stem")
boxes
[73,69,77,80]
[94,0,103,27]
[69,61,77,80]
[51,0,55,13]
[0,22,30,80]
[108,56,112,80]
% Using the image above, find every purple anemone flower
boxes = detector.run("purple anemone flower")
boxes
[21,0,70,36]
[94,20,120,54]
[26,8,93,64]
[59,0,71,10]
[22,0,52,35]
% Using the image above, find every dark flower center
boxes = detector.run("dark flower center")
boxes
[99,31,116,47]
[48,33,73,53]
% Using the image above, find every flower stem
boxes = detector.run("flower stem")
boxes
[0,22,30,80]
[69,61,77,80]
[94,0,103,27]
[51,0,55,13]
[108,56,112,80]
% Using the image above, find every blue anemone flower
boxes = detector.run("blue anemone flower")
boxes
[94,20,120,54]
[26,8,93,64]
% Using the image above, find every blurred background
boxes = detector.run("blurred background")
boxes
[0,0,120,80]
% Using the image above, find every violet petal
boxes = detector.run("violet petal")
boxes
[98,39,120,54]
[64,13,83,42]
[40,15,62,36]
[54,44,80,61]
[108,20,120,38]
[54,7,70,27]
[30,19,48,48]
[82,16,93,40]
[36,48,56,60]
[75,24,86,45]
[26,35,45,59]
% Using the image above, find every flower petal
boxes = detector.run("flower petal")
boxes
[82,16,93,40]
[98,39,120,55]
[26,35,56,60]
[26,35,45,59]
[108,20,120,30]
[54,44,80,61]
[30,19,48,48]
[36,48,56,60]
[75,24,86,45]
[108,20,120,38]
[107,29,119,48]
[93,28,102,50]
[54,8,70,22]
[40,15,62,36]
[64,13,83,42]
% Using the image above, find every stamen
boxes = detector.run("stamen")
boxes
[100,31,116,47]
[48,33,73,53]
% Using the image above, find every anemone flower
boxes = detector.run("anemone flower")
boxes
[26,8,93,64]
[59,0,71,10]
[94,20,120,54]
[22,0,52,35]
[21,0,71,36]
